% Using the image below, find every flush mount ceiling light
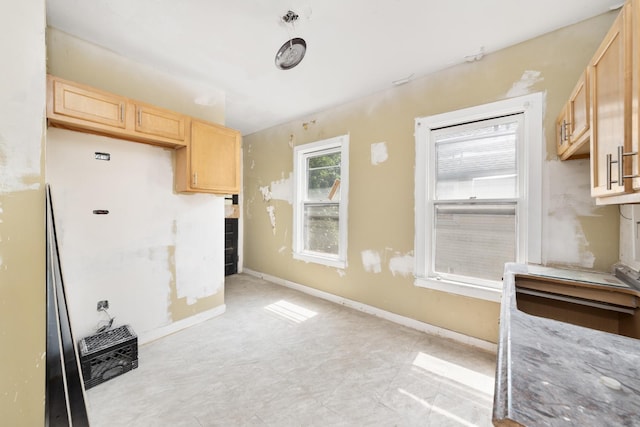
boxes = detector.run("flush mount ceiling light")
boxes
[275,10,307,70]
[275,37,307,70]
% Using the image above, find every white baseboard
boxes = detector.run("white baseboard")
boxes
[138,304,226,345]
[243,268,497,353]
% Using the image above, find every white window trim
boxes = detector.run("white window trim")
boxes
[293,134,349,268]
[414,93,543,302]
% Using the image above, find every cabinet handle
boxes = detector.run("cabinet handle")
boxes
[559,121,565,142]
[193,172,198,186]
[606,153,615,190]
[621,148,640,181]
[563,121,571,142]
[607,146,640,190]
[119,104,124,123]
[137,108,142,126]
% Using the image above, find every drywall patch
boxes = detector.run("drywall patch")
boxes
[173,197,222,305]
[258,173,294,204]
[266,206,276,234]
[507,70,543,98]
[546,216,595,267]
[251,159,255,170]
[544,160,597,268]
[388,250,415,277]
[278,246,287,253]
[270,173,294,204]
[0,133,41,194]
[361,250,382,274]
[371,142,388,165]
[259,185,272,202]
[194,94,219,106]
[336,269,346,277]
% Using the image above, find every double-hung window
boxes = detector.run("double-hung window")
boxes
[293,135,349,268]
[415,94,542,301]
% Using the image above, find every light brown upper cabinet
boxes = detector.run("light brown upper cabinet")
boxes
[134,103,186,142]
[556,70,590,160]
[49,77,127,130]
[175,120,241,195]
[590,1,639,204]
[47,75,242,195]
[47,75,187,148]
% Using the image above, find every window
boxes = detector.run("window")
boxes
[415,94,542,302]
[293,135,349,268]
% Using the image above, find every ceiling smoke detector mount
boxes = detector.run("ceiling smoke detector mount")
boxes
[275,38,307,70]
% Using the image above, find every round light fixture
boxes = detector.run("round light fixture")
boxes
[275,38,307,70]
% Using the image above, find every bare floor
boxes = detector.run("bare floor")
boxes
[86,274,496,426]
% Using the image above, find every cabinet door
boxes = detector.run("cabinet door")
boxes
[556,106,570,157]
[590,8,632,197]
[51,78,126,129]
[632,0,640,191]
[190,120,241,194]
[568,70,590,146]
[134,104,186,142]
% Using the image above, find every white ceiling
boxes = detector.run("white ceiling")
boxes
[46,0,622,135]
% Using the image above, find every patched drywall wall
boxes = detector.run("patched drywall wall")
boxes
[243,12,619,343]
[620,205,640,272]
[543,159,618,268]
[46,30,227,343]
[46,130,225,340]
[0,0,46,424]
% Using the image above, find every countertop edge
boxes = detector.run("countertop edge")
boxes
[492,263,640,426]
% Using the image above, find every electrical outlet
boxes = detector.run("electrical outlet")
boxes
[97,300,109,311]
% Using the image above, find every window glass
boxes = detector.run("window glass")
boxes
[306,152,341,202]
[435,120,518,200]
[293,135,349,268]
[434,203,516,281]
[303,204,339,254]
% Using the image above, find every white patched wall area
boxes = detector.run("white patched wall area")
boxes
[46,128,225,341]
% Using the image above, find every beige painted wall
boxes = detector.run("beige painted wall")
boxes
[47,28,226,124]
[46,29,228,343]
[0,1,47,425]
[243,12,620,343]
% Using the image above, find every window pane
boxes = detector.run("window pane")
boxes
[435,121,518,200]
[434,203,516,281]
[304,203,339,255]
[307,152,341,201]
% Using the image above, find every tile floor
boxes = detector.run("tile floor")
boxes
[86,273,496,426]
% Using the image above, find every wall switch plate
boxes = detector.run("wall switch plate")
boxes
[97,300,109,311]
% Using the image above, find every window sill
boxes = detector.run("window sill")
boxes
[293,252,346,269]
[415,276,502,303]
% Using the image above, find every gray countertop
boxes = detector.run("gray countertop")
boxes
[493,263,640,426]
